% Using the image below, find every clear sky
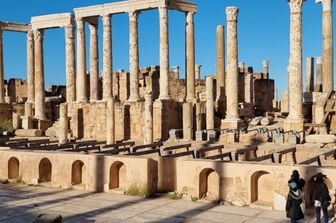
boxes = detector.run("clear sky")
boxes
[1,0,334,98]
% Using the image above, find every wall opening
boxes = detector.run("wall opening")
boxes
[251,171,274,207]
[306,174,333,209]
[109,161,126,190]
[38,158,52,183]
[8,157,19,179]
[199,168,219,200]
[72,160,84,185]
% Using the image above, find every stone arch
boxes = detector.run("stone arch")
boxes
[109,161,126,190]
[305,174,334,208]
[251,171,274,206]
[199,168,220,200]
[8,157,20,179]
[72,160,84,185]
[38,158,52,183]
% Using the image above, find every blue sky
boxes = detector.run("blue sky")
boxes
[0,0,333,98]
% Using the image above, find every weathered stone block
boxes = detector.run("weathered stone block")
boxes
[305,134,336,144]
[15,129,42,137]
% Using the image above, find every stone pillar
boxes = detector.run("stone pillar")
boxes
[315,56,323,92]
[144,92,153,144]
[196,102,202,131]
[284,0,305,133]
[183,102,193,140]
[262,60,269,79]
[102,15,112,100]
[128,11,140,102]
[305,57,314,92]
[89,22,99,101]
[27,30,35,103]
[206,76,214,130]
[244,73,253,103]
[59,103,68,144]
[106,98,115,144]
[318,0,334,93]
[195,64,201,80]
[221,7,242,129]
[34,29,46,120]
[24,101,33,117]
[76,18,87,102]
[159,7,170,100]
[239,62,245,73]
[172,66,180,79]
[0,30,4,104]
[216,25,225,100]
[186,11,196,102]
[65,24,76,103]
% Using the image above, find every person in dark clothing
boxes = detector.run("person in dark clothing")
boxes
[288,170,305,191]
[286,181,304,223]
[311,173,331,223]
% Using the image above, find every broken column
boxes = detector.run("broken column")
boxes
[186,11,196,102]
[216,25,225,101]
[144,92,153,144]
[65,24,76,103]
[76,18,87,102]
[262,60,269,79]
[27,30,35,103]
[315,56,323,92]
[195,64,201,80]
[159,7,170,100]
[106,98,115,144]
[183,102,193,140]
[317,0,334,93]
[0,30,4,103]
[284,0,305,134]
[89,21,99,101]
[59,103,68,144]
[128,11,140,102]
[34,29,46,120]
[305,57,314,92]
[221,6,243,129]
[102,15,113,100]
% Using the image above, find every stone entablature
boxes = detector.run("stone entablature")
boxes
[31,13,73,30]
[0,22,30,32]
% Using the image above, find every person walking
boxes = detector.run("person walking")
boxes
[289,170,305,191]
[286,181,304,223]
[311,173,331,223]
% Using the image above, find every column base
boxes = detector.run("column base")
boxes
[221,118,244,130]
[284,118,305,143]
[158,95,170,101]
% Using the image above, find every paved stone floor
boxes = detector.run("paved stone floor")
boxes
[0,183,333,223]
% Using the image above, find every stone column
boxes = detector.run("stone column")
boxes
[159,7,170,100]
[315,57,323,92]
[206,76,214,130]
[196,102,202,131]
[195,64,201,80]
[128,11,140,102]
[34,29,46,120]
[305,57,314,92]
[186,11,196,102]
[0,30,4,104]
[144,92,153,144]
[172,66,180,79]
[262,60,269,79]
[183,102,193,140]
[76,18,87,102]
[89,22,99,101]
[239,62,245,73]
[106,98,115,144]
[27,30,35,103]
[65,24,76,103]
[221,7,242,129]
[318,0,334,93]
[24,101,33,117]
[59,103,68,144]
[102,15,112,100]
[284,0,305,133]
[216,25,225,101]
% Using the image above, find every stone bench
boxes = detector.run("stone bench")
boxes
[231,146,258,161]
[248,153,275,162]
[273,147,296,164]
[299,149,336,166]
[128,148,161,156]
[99,141,135,155]
[132,142,163,153]
[64,146,101,153]
[203,151,233,161]
[163,150,195,158]
[196,145,224,158]
[161,143,191,155]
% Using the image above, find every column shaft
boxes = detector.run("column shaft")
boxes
[76,18,87,102]
[89,23,99,101]
[65,25,76,103]
[159,7,170,100]
[186,12,195,101]
[216,25,225,100]
[206,76,214,130]
[305,57,314,92]
[128,11,140,102]
[59,103,68,144]
[27,30,35,103]
[106,98,115,144]
[315,57,323,92]
[183,102,193,140]
[262,60,269,79]
[34,29,46,120]
[102,15,113,100]
[195,64,201,80]
[144,92,153,144]
[0,31,4,103]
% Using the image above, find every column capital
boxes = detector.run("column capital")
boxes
[288,0,305,13]
[102,14,111,26]
[75,18,85,29]
[89,23,98,33]
[159,6,168,17]
[27,30,34,41]
[316,56,323,64]
[226,6,239,22]
[33,29,43,41]
[129,11,139,21]
[316,0,333,11]
[65,24,75,39]
[186,11,194,23]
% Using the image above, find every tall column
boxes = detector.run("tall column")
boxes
[305,57,314,92]
[183,102,193,140]
[102,15,112,100]
[195,64,201,80]
[27,30,35,103]
[206,76,214,130]
[318,0,334,93]
[196,102,202,131]
[262,60,269,79]
[144,92,153,144]
[89,22,99,101]
[106,98,115,144]
[315,57,323,92]
[285,0,305,133]
[59,103,68,144]
[216,25,225,101]
[76,18,87,102]
[159,7,170,100]
[0,31,4,103]
[222,7,242,129]
[65,24,76,103]
[186,11,196,102]
[34,29,46,120]
[128,11,140,102]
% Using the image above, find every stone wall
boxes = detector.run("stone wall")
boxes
[7,79,27,102]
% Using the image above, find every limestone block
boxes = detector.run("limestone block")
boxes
[21,116,33,130]
[273,133,284,144]
[15,129,42,137]
[12,113,21,129]
[250,116,263,126]
[260,116,274,126]
[207,130,216,141]
[273,192,286,211]
[38,119,53,132]
[219,132,237,143]
[305,134,336,144]
[195,130,206,141]
[287,132,300,145]
[239,132,256,144]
